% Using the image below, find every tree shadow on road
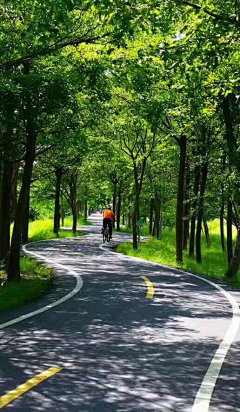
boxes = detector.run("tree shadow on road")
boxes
[0,237,239,411]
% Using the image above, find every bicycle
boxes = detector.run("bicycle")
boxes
[102,225,111,243]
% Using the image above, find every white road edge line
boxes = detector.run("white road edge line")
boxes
[0,238,84,331]
[99,242,240,412]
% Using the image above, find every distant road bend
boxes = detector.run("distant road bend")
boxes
[0,212,240,411]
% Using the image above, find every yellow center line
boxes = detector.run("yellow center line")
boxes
[0,366,63,409]
[140,276,154,299]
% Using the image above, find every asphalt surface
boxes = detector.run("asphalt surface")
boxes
[0,213,240,411]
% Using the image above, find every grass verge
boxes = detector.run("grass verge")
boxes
[117,221,240,287]
[0,217,90,313]
[27,218,87,242]
[0,257,53,313]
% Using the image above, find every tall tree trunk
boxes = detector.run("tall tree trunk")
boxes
[113,183,117,228]
[132,194,139,249]
[220,200,225,252]
[196,163,208,264]
[220,155,226,252]
[22,190,30,243]
[227,197,233,266]
[54,167,63,234]
[8,71,37,281]
[189,165,200,258]
[84,200,88,221]
[183,163,190,250]
[72,204,77,233]
[176,135,187,265]
[0,162,13,261]
[117,189,121,231]
[61,195,64,226]
[10,162,20,222]
[203,219,210,246]
[153,196,161,240]
[149,198,154,235]
[226,228,240,277]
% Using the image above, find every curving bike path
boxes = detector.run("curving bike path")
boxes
[0,213,240,411]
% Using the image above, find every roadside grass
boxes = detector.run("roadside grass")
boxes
[0,257,53,313]
[0,216,91,313]
[27,217,89,242]
[117,220,240,287]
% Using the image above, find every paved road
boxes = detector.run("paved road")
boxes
[1,213,240,411]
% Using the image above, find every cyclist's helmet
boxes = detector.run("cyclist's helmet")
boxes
[108,205,112,210]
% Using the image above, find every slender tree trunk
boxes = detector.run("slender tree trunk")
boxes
[220,201,225,252]
[183,164,190,250]
[84,200,87,221]
[72,204,77,233]
[113,183,117,228]
[128,210,132,228]
[117,189,121,231]
[10,162,20,221]
[153,197,161,240]
[196,163,208,264]
[0,94,15,262]
[189,165,200,258]
[0,162,13,260]
[61,195,64,226]
[149,198,154,235]
[7,77,37,282]
[22,190,30,243]
[203,219,210,246]
[226,228,240,277]
[132,194,139,249]
[122,214,125,226]
[176,135,187,265]
[227,197,233,266]
[54,167,63,234]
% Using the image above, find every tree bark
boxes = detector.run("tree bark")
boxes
[10,162,20,221]
[189,165,200,258]
[117,189,121,231]
[153,196,161,240]
[84,200,88,222]
[203,219,210,246]
[54,167,63,234]
[220,200,225,252]
[149,198,154,235]
[227,197,233,266]
[113,183,117,228]
[61,195,64,226]
[0,162,13,261]
[22,190,30,243]
[225,228,240,277]
[176,135,187,265]
[72,204,77,233]
[196,163,208,264]
[183,163,190,250]
[132,194,139,249]
[7,72,37,281]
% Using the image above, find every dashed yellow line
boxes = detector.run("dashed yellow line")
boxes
[0,366,63,409]
[140,276,154,299]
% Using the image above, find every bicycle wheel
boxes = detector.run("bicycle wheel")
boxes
[103,231,105,243]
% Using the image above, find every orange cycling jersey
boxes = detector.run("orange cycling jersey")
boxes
[104,210,114,219]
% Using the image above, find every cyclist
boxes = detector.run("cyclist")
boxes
[103,205,114,239]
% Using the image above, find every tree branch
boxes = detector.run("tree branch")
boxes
[178,0,240,26]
